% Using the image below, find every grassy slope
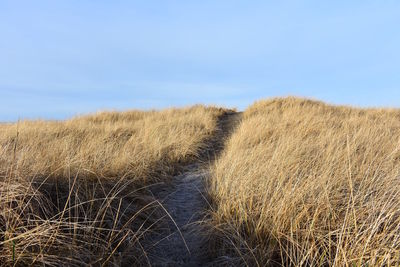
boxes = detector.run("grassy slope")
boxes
[0,105,226,182]
[0,105,226,266]
[211,97,400,266]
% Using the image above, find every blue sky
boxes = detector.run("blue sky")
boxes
[1,1,400,121]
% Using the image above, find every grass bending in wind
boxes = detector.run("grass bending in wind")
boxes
[0,105,226,266]
[210,97,400,266]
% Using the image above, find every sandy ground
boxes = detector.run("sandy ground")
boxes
[142,112,242,267]
[144,165,211,266]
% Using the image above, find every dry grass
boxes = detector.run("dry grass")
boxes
[0,105,226,182]
[0,105,226,266]
[211,97,400,266]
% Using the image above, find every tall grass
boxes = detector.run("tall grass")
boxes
[0,105,226,266]
[211,97,400,266]
[0,106,226,182]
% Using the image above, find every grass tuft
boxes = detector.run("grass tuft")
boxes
[210,97,400,266]
[0,105,227,266]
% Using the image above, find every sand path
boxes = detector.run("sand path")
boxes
[143,112,241,266]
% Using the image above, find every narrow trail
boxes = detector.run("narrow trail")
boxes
[143,112,242,267]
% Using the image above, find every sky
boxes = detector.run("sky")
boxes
[1,1,400,121]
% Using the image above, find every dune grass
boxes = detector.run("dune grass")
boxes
[0,105,226,182]
[210,97,400,266]
[0,105,226,266]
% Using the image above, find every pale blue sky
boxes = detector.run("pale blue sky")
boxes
[1,1,400,121]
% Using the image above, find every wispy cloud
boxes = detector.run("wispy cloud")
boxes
[0,82,255,121]
[1,1,400,120]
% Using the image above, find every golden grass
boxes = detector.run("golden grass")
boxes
[0,105,226,182]
[0,105,226,266]
[211,97,400,266]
